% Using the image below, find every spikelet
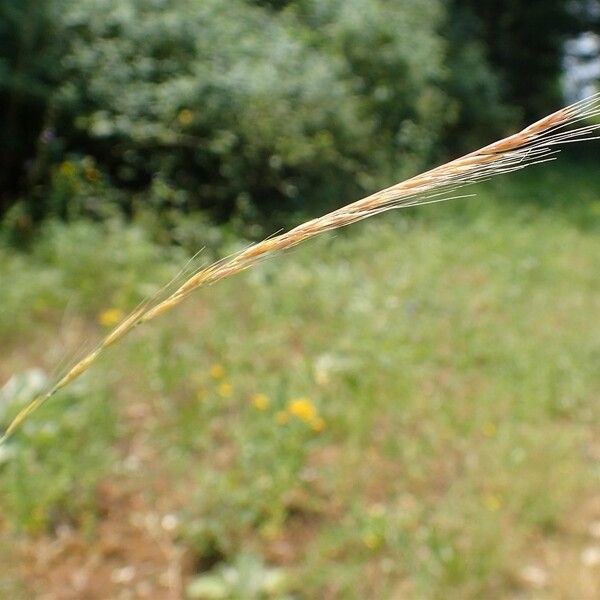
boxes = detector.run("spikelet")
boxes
[2,93,600,443]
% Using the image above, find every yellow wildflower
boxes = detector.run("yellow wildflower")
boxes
[210,364,225,379]
[251,393,270,411]
[259,521,281,540]
[288,398,316,422]
[84,165,100,182]
[98,307,124,327]
[483,494,503,512]
[58,161,76,177]
[362,532,381,550]
[177,109,194,126]
[275,411,289,425]
[217,381,232,398]
[482,422,497,438]
[309,416,326,433]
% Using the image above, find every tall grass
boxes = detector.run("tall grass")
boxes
[3,93,600,442]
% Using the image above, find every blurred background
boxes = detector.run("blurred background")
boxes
[0,1,599,598]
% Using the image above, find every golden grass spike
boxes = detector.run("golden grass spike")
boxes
[2,93,600,444]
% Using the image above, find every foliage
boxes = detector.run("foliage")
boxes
[441,3,519,153]
[187,553,293,599]
[3,0,585,230]
[0,0,66,207]
[452,0,577,121]
[52,0,373,228]
[0,369,117,534]
[290,0,451,168]
[0,217,185,337]
[46,0,465,229]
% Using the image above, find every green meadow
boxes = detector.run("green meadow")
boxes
[1,161,599,598]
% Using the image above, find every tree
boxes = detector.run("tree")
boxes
[0,0,65,209]
[452,0,577,122]
[48,0,455,226]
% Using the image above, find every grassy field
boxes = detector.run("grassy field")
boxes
[1,161,599,599]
